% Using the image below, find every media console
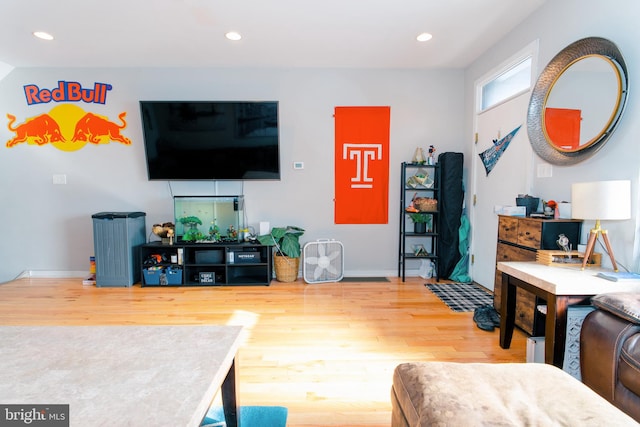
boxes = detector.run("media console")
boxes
[140,242,272,286]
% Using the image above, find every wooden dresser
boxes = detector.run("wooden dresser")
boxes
[494,215,582,335]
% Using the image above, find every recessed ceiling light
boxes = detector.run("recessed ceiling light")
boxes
[33,31,54,41]
[416,33,433,42]
[225,32,242,41]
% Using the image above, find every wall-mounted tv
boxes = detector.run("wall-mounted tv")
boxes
[140,101,280,180]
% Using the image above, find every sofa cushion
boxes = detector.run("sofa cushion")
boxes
[620,334,640,398]
[592,292,640,324]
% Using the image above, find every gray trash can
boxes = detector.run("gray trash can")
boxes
[92,212,146,287]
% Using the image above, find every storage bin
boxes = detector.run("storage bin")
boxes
[165,266,183,285]
[92,211,146,287]
[143,266,182,285]
[143,266,163,285]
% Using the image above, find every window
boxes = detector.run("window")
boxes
[480,57,532,111]
[477,40,538,113]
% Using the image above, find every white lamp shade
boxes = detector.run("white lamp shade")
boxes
[571,180,631,220]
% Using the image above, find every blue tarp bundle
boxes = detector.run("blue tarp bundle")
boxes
[449,214,472,283]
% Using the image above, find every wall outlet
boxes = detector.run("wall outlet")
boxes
[52,174,67,185]
[537,163,552,178]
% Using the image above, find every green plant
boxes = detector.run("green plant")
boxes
[257,226,305,258]
[409,213,431,224]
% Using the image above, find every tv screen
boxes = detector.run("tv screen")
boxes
[139,101,280,180]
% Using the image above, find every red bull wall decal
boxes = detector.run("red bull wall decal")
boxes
[5,81,131,151]
[24,81,111,105]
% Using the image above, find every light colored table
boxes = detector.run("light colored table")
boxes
[0,325,243,427]
[497,261,640,367]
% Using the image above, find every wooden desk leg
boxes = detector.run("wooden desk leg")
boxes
[499,272,516,349]
[221,358,239,427]
[545,295,564,367]
[545,295,591,367]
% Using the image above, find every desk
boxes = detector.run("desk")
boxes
[0,325,243,426]
[497,261,640,367]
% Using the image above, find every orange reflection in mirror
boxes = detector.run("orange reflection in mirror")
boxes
[545,108,581,151]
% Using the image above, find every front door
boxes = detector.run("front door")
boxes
[470,92,532,291]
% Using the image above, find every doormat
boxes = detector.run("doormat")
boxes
[426,283,493,312]
[340,276,390,282]
[201,405,287,427]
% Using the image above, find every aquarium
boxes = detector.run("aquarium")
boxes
[173,196,244,243]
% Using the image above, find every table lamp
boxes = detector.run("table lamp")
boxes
[571,180,631,271]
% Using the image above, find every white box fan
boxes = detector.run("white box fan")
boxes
[303,239,344,283]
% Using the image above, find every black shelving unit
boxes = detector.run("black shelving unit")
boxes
[140,242,272,286]
[398,162,440,282]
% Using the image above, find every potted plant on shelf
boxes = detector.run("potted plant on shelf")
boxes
[409,213,431,234]
[257,225,305,282]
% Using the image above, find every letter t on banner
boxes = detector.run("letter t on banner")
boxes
[334,106,390,224]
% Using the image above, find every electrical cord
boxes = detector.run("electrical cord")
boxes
[594,235,630,272]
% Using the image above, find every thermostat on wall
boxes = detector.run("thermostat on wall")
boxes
[293,161,304,170]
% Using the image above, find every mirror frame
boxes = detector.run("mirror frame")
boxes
[527,37,629,165]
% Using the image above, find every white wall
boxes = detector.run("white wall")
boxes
[465,0,640,273]
[0,67,465,282]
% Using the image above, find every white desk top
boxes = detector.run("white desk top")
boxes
[497,261,640,295]
[0,325,243,427]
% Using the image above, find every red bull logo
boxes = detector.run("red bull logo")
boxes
[6,113,64,147]
[24,81,111,105]
[71,112,131,144]
[5,104,131,151]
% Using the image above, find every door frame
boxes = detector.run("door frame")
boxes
[469,40,539,287]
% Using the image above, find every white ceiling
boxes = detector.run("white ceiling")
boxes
[0,0,546,69]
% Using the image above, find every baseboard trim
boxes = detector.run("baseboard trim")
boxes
[15,269,422,280]
[20,270,88,279]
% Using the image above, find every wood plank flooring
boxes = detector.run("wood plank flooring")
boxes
[0,276,527,426]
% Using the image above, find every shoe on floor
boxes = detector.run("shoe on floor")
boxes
[483,305,501,327]
[473,306,495,331]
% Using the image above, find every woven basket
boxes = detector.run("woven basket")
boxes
[414,197,438,212]
[274,255,300,282]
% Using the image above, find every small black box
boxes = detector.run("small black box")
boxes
[234,252,261,263]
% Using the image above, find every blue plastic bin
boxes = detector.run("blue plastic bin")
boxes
[143,266,182,285]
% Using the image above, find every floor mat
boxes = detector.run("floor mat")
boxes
[426,283,493,312]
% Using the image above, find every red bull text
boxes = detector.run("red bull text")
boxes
[24,81,112,105]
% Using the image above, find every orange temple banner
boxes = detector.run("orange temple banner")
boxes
[334,106,390,224]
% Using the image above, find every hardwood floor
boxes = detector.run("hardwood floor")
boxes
[0,276,528,426]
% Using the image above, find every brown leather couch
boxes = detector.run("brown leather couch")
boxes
[581,292,640,423]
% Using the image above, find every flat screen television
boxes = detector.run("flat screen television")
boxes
[139,101,280,180]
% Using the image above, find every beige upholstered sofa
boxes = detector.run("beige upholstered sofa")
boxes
[391,361,638,426]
